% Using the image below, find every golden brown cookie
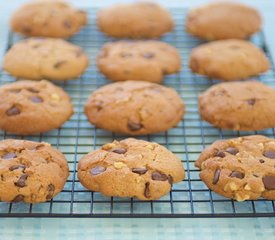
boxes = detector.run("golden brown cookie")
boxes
[186,2,261,40]
[78,138,185,200]
[97,40,181,83]
[189,40,269,81]
[84,81,184,135]
[10,0,87,38]
[199,80,275,131]
[97,2,173,38]
[0,80,74,135]
[196,135,275,201]
[3,38,89,81]
[0,139,69,203]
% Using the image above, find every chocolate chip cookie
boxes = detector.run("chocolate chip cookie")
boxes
[199,80,275,131]
[196,135,275,201]
[97,2,173,38]
[186,2,261,40]
[10,0,87,38]
[97,40,181,83]
[84,81,184,135]
[78,138,185,200]
[0,80,73,135]
[0,139,69,203]
[3,38,89,81]
[189,40,269,81]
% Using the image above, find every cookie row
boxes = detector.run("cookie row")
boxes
[2,135,275,203]
[0,138,184,203]
[10,1,261,41]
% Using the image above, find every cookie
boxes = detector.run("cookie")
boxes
[97,2,173,38]
[3,38,89,81]
[0,80,74,135]
[196,135,275,201]
[0,139,69,203]
[97,40,181,83]
[189,40,269,81]
[186,2,261,40]
[84,81,184,135]
[78,138,185,200]
[10,0,87,38]
[199,80,275,131]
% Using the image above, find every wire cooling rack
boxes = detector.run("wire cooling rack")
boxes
[0,8,275,218]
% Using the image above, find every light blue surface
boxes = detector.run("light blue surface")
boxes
[0,1,275,239]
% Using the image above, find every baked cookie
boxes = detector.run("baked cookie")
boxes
[84,81,184,135]
[3,38,89,81]
[189,40,269,81]
[97,40,181,83]
[0,80,73,135]
[10,0,87,38]
[186,2,261,40]
[196,135,275,201]
[78,138,185,200]
[199,80,275,131]
[97,2,173,38]
[0,139,69,203]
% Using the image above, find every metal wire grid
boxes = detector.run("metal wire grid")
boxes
[0,8,275,218]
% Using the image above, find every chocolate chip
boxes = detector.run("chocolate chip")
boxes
[259,159,265,163]
[63,20,72,28]
[226,147,239,155]
[262,176,275,190]
[215,151,225,158]
[75,49,84,57]
[144,182,150,198]
[54,60,67,68]
[9,164,26,171]
[2,152,17,160]
[132,167,148,175]
[229,171,244,179]
[14,174,28,187]
[112,148,127,154]
[46,184,55,200]
[90,166,106,176]
[6,106,20,116]
[29,96,43,103]
[142,52,155,59]
[246,99,256,106]
[168,175,173,185]
[120,52,132,58]
[151,172,168,181]
[263,150,275,159]
[127,120,143,131]
[212,169,221,185]
[12,194,24,203]
[26,88,39,93]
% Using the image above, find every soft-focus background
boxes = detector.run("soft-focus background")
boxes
[0,1,275,240]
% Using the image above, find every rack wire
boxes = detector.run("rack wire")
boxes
[0,8,275,218]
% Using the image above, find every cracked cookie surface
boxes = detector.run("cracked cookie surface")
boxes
[186,2,261,40]
[196,135,275,201]
[10,0,87,38]
[0,80,73,135]
[97,40,181,83]
[84,81,184,135]
[78,138,185,200]
[199,80,275,131]
[3,38,89,81]
[0,139,69,203]
[189,40,269,81]
[97,2,173,38]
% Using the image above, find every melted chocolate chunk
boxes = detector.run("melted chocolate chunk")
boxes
[151,172,168,181]
[46,184,55,200]
[2,152,17,160]
[112,148,127,154]
[144,182,150,198]
[14,174,28,188]
[212,169,221,185]
[262,176,275,190]
[132,167,148,175]
[90,166,106,176]
[127,121,143,131]
[229,171,244,179]
[6,106,20,116]
[263,150,275,159]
